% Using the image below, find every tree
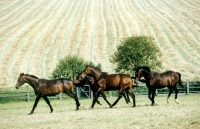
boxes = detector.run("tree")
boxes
[51,55,101,80]
[110,35,162,75]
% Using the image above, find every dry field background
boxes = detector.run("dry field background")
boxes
[0,94,200,129]
[0,0,200,86]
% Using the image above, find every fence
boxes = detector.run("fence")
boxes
[0,81,199,102]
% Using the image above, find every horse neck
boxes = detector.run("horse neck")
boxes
[24,75,39,90]
[87,68,102,81]
[142,70,152,80]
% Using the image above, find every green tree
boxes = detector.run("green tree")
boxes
[51,55,101,80]
[111,35,162,75]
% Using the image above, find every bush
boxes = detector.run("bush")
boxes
[51,55,101,81]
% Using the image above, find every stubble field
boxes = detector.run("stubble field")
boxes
[0,94,200,129]
[0,0,200,87]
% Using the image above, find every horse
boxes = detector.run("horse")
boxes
[74,74,132,108]
[74,75,102,106]
[134,66,184,105]
[15,73,82,115]
[74,65,136,108]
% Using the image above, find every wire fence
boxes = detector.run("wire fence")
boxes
[0,81,199,103]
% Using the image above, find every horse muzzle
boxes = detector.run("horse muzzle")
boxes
[15,85,19,89]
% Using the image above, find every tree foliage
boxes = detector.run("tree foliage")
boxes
[111,35,162,74]
[51,55,101,80]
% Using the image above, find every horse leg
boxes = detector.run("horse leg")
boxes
[101,91,112,107]
[127,90,136,107]
[174,87,179,104]
[67,92,82,110]
[93,92,102,106]
[148,88,153,104]
[95,88,111,108]
[111,92,123,108]
[91,92,101,108]
[43,96,53,113]
[29,95,41,115]
[123,92,131,105]
[151,88,156,106]
[167,88,173,103]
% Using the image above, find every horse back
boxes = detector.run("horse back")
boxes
[99,74,132,90]
[37,79,74,95]
[151,71,180,87]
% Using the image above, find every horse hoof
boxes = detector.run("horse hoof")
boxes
[88,107,93,110]
[80,104,84,108]
[167,100,169,103]
[128,102,132,105]
[175,99,179,104]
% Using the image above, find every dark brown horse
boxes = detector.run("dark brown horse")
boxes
[74,75,102,106]
[134,66,184,105]
[74,66,136,108]
[74,74,132,108]
[15,73,82,115]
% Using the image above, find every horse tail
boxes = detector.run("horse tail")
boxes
[131,76,138,87]
[176,72,184,88]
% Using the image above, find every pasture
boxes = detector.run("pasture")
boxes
[0,94,199,129]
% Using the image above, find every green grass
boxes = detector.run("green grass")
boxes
[0,94,200,129]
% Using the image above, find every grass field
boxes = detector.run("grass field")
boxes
[0,94,199,129]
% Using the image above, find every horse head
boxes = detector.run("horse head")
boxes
[74,72,87,85]
[134,66,151,82]
[82,65,102,81]
[15,73,26,89]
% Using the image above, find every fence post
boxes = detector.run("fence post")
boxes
[88,85,91,98]
[186,80,189,94]
[76,87,80,98]
[26,86,30,101]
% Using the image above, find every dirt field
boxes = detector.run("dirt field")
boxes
[0,0,200,87]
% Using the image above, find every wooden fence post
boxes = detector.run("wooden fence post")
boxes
[26,86,30,101]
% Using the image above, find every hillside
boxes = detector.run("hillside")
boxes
[0,0,200,86]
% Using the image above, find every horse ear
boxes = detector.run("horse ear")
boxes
[20,73,24,75]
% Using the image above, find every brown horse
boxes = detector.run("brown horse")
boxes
[74,66,136,108]
[15,73,82,115]
[134,66,184,105]
[74,74,132,108]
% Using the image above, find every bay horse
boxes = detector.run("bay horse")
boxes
[134,66,184,105]
[15,73,82,115]
[74,74,132,108]
[74,65,136,108]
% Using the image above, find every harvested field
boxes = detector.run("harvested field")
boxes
[0,0,200,86]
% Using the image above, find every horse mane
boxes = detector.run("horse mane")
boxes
[25,74,39,79]
[135,66,151,73]
[85,65,101,72]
